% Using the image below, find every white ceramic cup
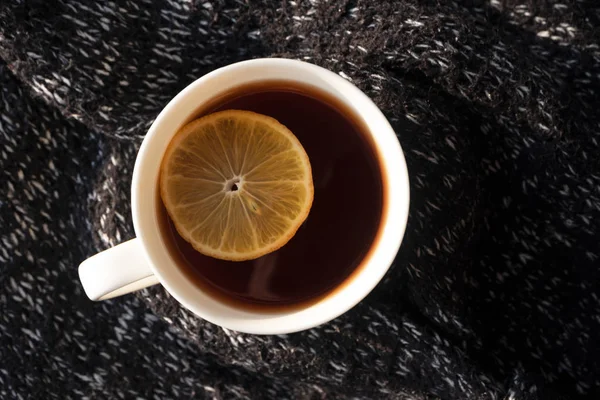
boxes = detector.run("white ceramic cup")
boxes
[79,58,410,334]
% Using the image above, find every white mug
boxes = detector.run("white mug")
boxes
[79,58,410,334]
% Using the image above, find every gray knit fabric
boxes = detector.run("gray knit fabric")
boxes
[1,0,599,399]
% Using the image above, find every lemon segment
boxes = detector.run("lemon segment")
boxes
[160,110,314,261]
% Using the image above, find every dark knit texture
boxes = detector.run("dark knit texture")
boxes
[1,0,600,399]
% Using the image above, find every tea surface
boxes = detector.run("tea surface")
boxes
[158,81,385,311]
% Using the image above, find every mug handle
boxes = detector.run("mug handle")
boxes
[78,239,160,301]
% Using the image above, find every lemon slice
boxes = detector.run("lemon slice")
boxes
[160,110,314,261]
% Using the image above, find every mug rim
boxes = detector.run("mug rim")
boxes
[132,58,410,334]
